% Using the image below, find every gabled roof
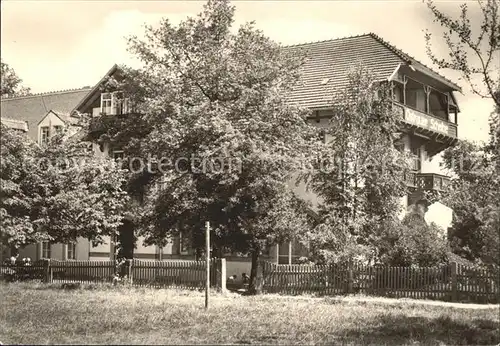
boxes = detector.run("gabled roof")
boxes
[1,117,28,132]
[37,110,82,127]
[72,64,119,114]
[285,33,462,109]
[1,88,91,141]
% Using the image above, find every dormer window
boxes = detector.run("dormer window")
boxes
[112,150,124,161]
[101,93,113,115]
[100,91,130,116]
[40,126,50,145]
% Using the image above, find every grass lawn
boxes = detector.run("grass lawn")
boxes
[1,282,499,345]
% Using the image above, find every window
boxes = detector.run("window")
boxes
[395,142,404,152]
[428,89,448,120]
[405,78,427,113]
[40,126,50,144]
[112,150,124,161]
[100,91,130,116]
[113,92,130,115]
[392,82,404,103]
[179,231,189,254]
[278,241,306,264]
[100,93,112,115]
[67,243,76,260]
[41,242,51,259]
[318,129,326,143]
[53,125,63,134]
[86,143,94,153]
[410,145,421,172]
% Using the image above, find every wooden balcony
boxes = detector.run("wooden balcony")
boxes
[415,173,451,191]
[393,104,458,156]
[393,103,457,135]
[87,106,137,137]
[405,172,451,191]
[404,171,417,189]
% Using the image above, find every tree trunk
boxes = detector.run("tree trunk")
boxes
[248,247,263,295]
[117,220,135,259]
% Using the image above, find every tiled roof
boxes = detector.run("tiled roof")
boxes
[1,117,28,132]
[72,64,119,114]
[55,111,81,126]
[1,88,91,141]
[368,33,462,91]
[285,33,461,109]
[37,110,81,126]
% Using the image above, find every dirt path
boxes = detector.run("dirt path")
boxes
[258,293,500,309]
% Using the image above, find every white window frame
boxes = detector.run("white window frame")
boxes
[112,150,124,161]
[41,241,51,259]
[179,231,189,255]
[101,91,130,116]
[40,126,50,145]
[100,92,113,115]
[67,243,76,260]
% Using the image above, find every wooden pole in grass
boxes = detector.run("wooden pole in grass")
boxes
[205,221,210,309]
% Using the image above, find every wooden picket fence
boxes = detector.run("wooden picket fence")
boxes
[261,261,500,304]
[1,259,498,304]
[0,259,224,291]
[51,260,115,283]
[132,259,220,289]
[0,261,46,282]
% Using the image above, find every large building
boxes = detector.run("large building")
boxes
[2,33,460,273]
[0,88,92,142]
[1,88,92,262]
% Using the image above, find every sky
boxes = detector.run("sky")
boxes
[1,0,496,146]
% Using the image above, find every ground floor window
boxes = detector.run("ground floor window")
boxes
[67,243,76,260]
[179,231,189,255]
[41,241,51,259]
[278,240,308,264]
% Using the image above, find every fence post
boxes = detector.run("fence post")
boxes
[262,261,267,291]
[44,259,53,283]
[451,261,457,302]
[126,259,133,285]
[347,262,353,294]
[218,258,226,293]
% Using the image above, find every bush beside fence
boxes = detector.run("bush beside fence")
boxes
[261,261,500,304]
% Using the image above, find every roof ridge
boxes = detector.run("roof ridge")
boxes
[367,33,461,90]
[283,33,372,48]
[367,32,412,63]
[0,117,28,124]
[1,87,92,101]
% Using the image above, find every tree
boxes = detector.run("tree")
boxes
[376,205,449,267]
[441,110,499,267]
[425,0,499,267]
[0,125,130,251]
[1,60,31,98]
[0,125,40,248]
[302,66,411,265]
[425,0,500,107]
[87,0,317,293]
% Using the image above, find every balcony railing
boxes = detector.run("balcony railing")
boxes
[404,171,417,188]
[405,172,451,191]
[393,103,457,138]
[415,173,451,191]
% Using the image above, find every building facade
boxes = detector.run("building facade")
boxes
[1,33,460,273]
